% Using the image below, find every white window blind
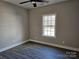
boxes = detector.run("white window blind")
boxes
[42,14,56,37]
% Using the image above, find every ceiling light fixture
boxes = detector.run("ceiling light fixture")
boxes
[31,1,36,4]
[19,0,49,8]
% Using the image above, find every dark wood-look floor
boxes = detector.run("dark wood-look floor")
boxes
[0,42,79,59]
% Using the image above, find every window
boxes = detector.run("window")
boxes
[42,14,56,37]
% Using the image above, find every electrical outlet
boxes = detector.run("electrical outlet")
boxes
[62,41,65,44]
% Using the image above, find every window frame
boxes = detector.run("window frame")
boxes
[42,14,56,38]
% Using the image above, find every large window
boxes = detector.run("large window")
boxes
[42,14,56,37]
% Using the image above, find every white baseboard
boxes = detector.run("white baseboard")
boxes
[30,39,79,52]
[0,40,29,52]
[0,39,79,52]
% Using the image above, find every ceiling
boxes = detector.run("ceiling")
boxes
[4,0,67,9]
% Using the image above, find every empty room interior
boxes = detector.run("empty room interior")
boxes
[0,0,79,59]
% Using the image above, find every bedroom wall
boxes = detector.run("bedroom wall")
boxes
[0,1,29,49]
[29,0,79,48]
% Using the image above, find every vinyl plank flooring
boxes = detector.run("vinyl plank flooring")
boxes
[0,42,79,59]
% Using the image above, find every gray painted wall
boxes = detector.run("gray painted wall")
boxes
[29,0,79,48]
[0,1,28,49]
[0,0,79,51]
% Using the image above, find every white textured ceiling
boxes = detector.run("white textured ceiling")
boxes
[4,0,67,9]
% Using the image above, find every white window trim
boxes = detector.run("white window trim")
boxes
[42,14,56,38]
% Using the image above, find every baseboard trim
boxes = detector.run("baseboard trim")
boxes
[0,40,29,52]
[30,39,79,52]
[0,39,79,52]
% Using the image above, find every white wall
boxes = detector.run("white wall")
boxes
[29,0,79,48]
[0,1,28,49]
